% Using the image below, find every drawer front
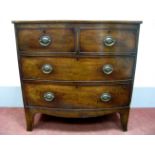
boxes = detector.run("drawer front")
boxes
[21,56,135,81]
[80,29,137,52]
[24,83,132,109]
[17,29,75,52]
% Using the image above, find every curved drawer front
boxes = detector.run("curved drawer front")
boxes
[17,29,75,52]
[24,83,132,109]
[80,29,137,52]
[21,56,135,81]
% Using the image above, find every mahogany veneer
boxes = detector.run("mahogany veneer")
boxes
[13,20,142,131]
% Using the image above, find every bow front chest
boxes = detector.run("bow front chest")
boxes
[13,20,142,131]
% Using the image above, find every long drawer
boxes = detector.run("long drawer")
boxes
[21,56,135,81]
[23,83,132,109]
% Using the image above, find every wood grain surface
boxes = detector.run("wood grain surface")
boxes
[23,83,132,109]
[21,56,135,81]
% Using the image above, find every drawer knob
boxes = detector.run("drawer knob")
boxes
[104,36,116,47]
[42,64,53,74]
[100,93,111,102]
[43,92,55,102]
[39,35,51,46]
[102,64,113,75]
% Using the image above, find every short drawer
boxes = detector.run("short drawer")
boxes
[17,28,75,52]
[80,29,137,52]
[24,83,132,109]
[21,56,135,81]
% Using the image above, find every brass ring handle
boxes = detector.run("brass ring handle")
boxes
[100,93,111,102]
[42,64,53,74]
[104,36,116,47]
[43,92,55,102]
[39,35,51,46]
[102,64,113,75]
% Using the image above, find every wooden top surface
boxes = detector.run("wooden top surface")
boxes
[12,20,142,24]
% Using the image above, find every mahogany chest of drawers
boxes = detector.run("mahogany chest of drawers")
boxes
[13,20,142,131]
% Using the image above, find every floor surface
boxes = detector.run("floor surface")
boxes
[0,108,154,135]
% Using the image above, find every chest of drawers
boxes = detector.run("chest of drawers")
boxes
[13,20,142,131]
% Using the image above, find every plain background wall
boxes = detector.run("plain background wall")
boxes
[0,0,155,87]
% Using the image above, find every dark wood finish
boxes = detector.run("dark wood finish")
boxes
[80,29,137,52]
[24,106,130,131]
[12,21,142,31]
[17,29,75,52]
[21,56,135,81]
[12,20,142,24]
[23,83,132,108]
[13,20,142,131]
[119,108,130,131]
[25,108,35,131]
